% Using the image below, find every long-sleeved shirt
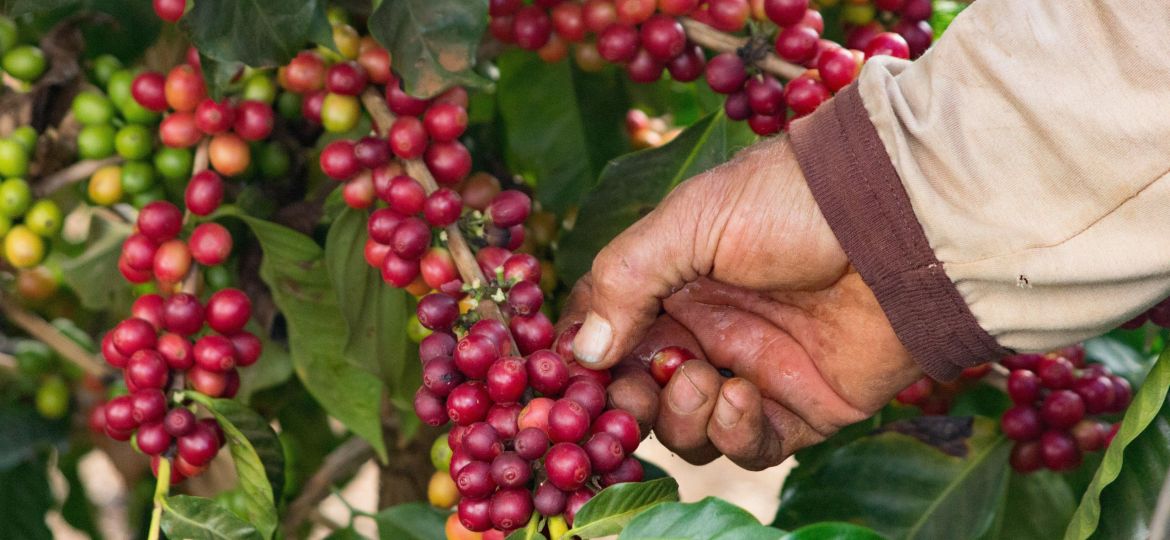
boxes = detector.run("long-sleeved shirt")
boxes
[790,0,1170,380]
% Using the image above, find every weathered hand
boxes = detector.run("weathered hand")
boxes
[562,136,922,469]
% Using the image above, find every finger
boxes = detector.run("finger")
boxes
[573,176,729,369]
[554,275,593,335]
[706,378,785,470]
[654,359,724,465]
[607,314,706,434]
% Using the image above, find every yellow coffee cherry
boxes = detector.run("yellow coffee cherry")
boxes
[427,470,459,509]
[4,225,45,268]
[88,165,123,205]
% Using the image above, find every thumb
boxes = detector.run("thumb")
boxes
[572,178,720,369]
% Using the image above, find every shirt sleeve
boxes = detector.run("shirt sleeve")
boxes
[788,0,1170,380]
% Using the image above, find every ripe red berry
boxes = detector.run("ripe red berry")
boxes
[507,281,544,316]
[650,346,696,387]
[127,349,169,389]
[490,488,534,531]
[551,2,587,41]
[784,76,830,116]
[899,0,931,21]
[486,357,528,404]
[385,81,429,117]
[600,456,644,486]
[775,24,820,64]
[666,44,705,82]
[598,24,640,63]
[584,431,625,473]
[160,112,203,148]
[138,201,184,242]
[420,332,457,363]
[164,407,197,437]
[1009,440,1043,473]
[158,332,194,370]
[205,288,251,334]
[514,427,550,461]
[511,313,555,355]
[132,72,168,112]
[447,381,493,426]
[152,239,193,283]
[764,0,807,26]
[423,188,463,227]
[131,388,168,424]
[195,98,235,134]
[381,252,420,287]
[513,6,553,50]
[533,481,566,516]
[1072,375,1116,414]
[417,293,459,330]
[1007,369,1041,404]
[414,387,449,426]
[1036,356,1076,389]
[592,409,640,453]
[1071,419,1106,452]
[545,442,591,491]
[420,247,459,290]
[487,402,521,439]
[423,356,464,397]
[122,234,159,272]
[424,103,469,142]
[321,139,361,181]
[503,253,541,284]
[455,460,496,498]
[136,421,172,455]
[189,222,233,266]
[104,395,138,432]
[893,19,933,58]
[153,0,186,22]
[548,399,590,443]
[816,46,858,93]
[526,350,569,396]
[517,397,555,433]
[456,334,501,380]
[1041,390,1085,429]
[1109,376,1133,412]
[625,48,665,84]
[424,141,472,185]
[163,293,204,336]
[864,32,910,59]
[113,318,158,356]
[325,62,368,96]
[563,378,606,419]
[458,496,493,532]
[165,65,206,112]
[131,294,166,331]
[705,53,747,94]
[491,452,532,489]
[178,424,219,466]
[1000,405,1043,441]
[1040,430,1081,471]
[233,100,275,141]
[641,15,686,61]
[352,136,392,170]
[194,334,237,372]
[464,422,504,462]
[185,170,224,216]
[187,366,228,396]
[707,0,750,31]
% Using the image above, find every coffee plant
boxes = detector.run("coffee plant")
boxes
[0,1,1166,539]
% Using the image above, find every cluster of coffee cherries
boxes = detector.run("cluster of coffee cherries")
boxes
[0,137,63,269]
[130,54,274,178]
[488,0,928,137]
[116,196,232,286]
[999,347,1128,473]
[86,286,260,482]
[894,363,993,415]
[839,0,934,59]
[276,33,393,134]
[414,312,644,534]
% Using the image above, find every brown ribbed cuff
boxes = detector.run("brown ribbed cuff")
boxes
[788,84,1009,381]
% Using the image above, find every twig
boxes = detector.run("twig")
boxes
[281,436,376,533]
[146,457,172,540]
[680,18,807,80]
[359,88,519,347]
[34,156,122,197]
[0,292,109,376]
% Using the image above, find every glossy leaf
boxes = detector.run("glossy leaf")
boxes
[1064,351,1170,540]
[566,477,680,538]
[496,51,628,213]
[979,471,1076,540]
[506,514,546,540]
[0,454,53,540]
[368,0,489,98]
[325,208,419,411]
[1083,335,1156,386]
[0,402,67,469]
[620,497,784,540]
[775,417,1012,539]
[556,111,756,285]
[161,495,263,540]
[375,502,449,540]
[186,0,332,68]
[188,393,283,539]
[218,208,388,461]
[779,522,885,540]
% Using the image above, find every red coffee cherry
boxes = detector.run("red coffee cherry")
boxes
[321,139,361,181]
[423,356,464,398]
[325,61,368,96]
[194,334,237,372]
[414,387,449,426]
[177,423,220,466]
[487,403,521,440]
[486,356,528,404]
[490,452,532,489]
[490,488,534,531]
[526,350,569,396]
[547,399,591,443]
[592,409,640,454]
[511,312,554,355]
[463,422,504,462]
[185,170,224,216]
[424,103,469,142]
[649,346,696,387]
[599,456,644,486]
[113,318,158,356]
[517,397,555,434]
[164,407,197,437]
[447,381,492,426]
[195,98,235,134]
[420,332,457,364]
[132,72,168,112]
[163,293,205,336]
[514,427,550,461]
[205,288,251,334]
[455,460,496,499]
[138,201,184,242]
[233,100,275,141]
[131,388,168,424]
[158,332,194,370]
[127,350,169,389]
[189,222,233,266]
[544,442,591,491]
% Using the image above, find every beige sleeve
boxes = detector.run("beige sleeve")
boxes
[855,0,1170,352]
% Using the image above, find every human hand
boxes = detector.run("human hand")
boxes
[563,136,923,469]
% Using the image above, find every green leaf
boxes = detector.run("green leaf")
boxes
[1064,350,1170,540]
[0,402,68,469]
[324,527,367,540]
[779,523,885,540]
[979,471,1075,540]
[325,208,418,410]
[556,111,756,285]
[186,0,332,68]
[217,208,387,461]
[368,0,489,99]
[566,477,680,538]
[57,212,133,312]
[620,497,784,540]
[188,393,283,539]
[496,51,628,213]
[375,502,449,540]
[775,417,1012,540]
[161,495,263,540]
[1083,335,1156,386]
[0,454,53,540]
